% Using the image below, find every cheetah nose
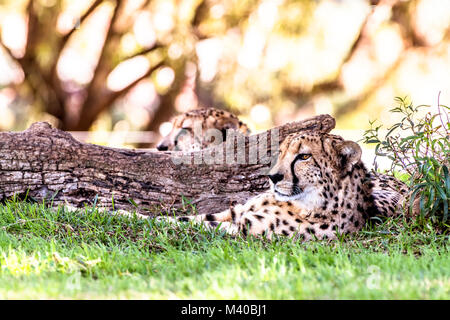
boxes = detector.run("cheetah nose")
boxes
[156,144,169,151]
[268,173,284,184]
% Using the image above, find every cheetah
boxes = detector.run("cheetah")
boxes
[161,131,407,240]
[366,171,408,218]
[156,108,250,151]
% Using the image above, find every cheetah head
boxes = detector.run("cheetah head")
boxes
[268,132,362,209]
[156,108,249,152]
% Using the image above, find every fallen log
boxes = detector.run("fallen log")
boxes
[0,114,335,215]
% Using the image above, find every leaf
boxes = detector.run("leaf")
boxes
[430,197,441,217]
[444,197,449,223]
[433,183,447,201]
[409,183,427,214]
[443,165,450,195]
[419,191,427,217]
[399,135,419,146]
[385,123,400,138]
[425,186,435,209]
[375,144,386,156]
[90,194,99,214]
[128,198,138,208]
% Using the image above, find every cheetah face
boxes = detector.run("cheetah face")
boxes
[156,108,249,152]
[157,116,204,152]
[268,132,362,209]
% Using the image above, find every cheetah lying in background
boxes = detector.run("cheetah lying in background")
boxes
[156,108,250,151]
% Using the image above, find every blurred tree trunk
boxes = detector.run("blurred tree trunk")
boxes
[282,0,436,118]
[0,0,205,133]
[140,0,210,146]
[0,0,440,136]
[141,60,187,147]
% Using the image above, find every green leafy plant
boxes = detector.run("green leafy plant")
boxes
[362,95,449,223]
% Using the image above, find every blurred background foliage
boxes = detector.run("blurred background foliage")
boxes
[0,0,449,148]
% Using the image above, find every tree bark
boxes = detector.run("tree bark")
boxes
[0,115,335,216]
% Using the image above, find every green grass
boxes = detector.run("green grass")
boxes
[0,198,449,299]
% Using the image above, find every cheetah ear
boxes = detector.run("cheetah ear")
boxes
[337,140,362,172]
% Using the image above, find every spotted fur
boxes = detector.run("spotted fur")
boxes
[161,131,407,240]
[366,171,408,218]
[156,108,250,151]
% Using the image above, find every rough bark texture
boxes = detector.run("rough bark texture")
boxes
[0,115,335,216]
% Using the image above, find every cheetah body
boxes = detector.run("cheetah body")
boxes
[157,110,407,240]
[168,131,407,240]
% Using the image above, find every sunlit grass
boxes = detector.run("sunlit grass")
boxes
[0,199,449,299]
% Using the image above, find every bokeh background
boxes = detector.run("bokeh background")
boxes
[0,0,449,154]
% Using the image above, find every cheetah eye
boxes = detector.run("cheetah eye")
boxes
[297,153,311,160]
[174,128,191,145]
